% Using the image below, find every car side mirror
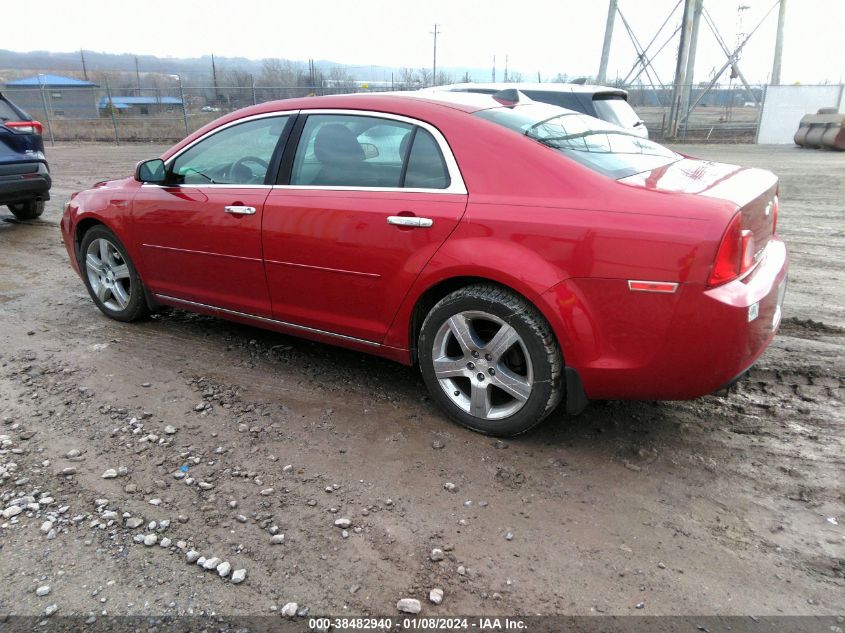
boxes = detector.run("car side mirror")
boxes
[135,158,167,184]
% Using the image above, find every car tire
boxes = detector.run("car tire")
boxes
[8,200,45,220]
[418,284,563,437]
[78,226,149,322]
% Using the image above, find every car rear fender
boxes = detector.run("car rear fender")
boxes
[382,234,568,355]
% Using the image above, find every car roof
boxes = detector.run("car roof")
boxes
[433,82,628,97]
[237,91,521,117]
[355,90,511,112]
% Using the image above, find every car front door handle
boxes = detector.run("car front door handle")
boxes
[224,205,256,215]
[387,215,434,228]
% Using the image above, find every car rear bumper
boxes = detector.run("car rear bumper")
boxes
[540,237,788,401]
[0,161,51,205]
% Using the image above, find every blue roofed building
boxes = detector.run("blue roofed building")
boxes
[3,74,99,119]
[99,95,183,116]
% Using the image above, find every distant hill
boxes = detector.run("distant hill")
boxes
[0,49,528,87]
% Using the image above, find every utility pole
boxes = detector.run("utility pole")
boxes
[680,0,703,131]
[431,24,440,86]
[771,0,786,84]
[504,55,509,82]
[211,53,219,101]
[80,49,88,81]
[135,56,142,95]
[667,0,697,138]
[597,0,617,84]
[492,55,496,82]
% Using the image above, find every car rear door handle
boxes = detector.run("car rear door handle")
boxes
[224,205,256,216]
[387,215,433,228]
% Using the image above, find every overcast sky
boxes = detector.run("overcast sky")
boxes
[5,0,844,84]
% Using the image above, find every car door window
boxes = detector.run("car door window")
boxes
[290,114,413,187]
[403,128,450,189]
[171,116,289,185]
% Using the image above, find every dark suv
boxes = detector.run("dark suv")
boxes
[0,92,51,220]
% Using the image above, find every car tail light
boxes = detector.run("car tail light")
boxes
[5,120,43,135]
[708,213,757,287]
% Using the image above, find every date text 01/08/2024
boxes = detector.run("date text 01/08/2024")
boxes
[307,617,528,630]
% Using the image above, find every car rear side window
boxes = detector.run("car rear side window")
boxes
[291,114,412,187]
[404,128,450,189]
[290,114,449,190]
[523,91,583,112]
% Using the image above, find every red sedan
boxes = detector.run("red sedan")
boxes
[60,91,787,436]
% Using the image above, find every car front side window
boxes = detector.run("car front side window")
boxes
[171,116,289,186]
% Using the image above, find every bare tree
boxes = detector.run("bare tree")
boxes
[220,68,255,108]
[507,71,524,83]
[415,68,433,88]
[397,67,417,90]
[435,70,453,86]
[325,66,356,95]
[257,59,305,99]
[550,73,571,83]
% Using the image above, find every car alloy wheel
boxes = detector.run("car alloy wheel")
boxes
[78,226,148,322]
[431,310,533,420]
[418,284,563,436]
[85,237,132,312]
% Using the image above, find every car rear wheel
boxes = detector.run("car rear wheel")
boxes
[79,226,149,322]
[7,200,45,220]
[418,284,563,436]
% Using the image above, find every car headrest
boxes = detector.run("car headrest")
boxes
[314,124,364,166]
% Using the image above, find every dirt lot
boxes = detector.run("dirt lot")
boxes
[0,143,842,622]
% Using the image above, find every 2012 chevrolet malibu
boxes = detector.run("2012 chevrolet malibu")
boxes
[60,92,788,436]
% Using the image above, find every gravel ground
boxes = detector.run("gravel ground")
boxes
[0,143,842,621]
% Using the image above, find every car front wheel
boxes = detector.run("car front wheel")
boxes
[79,226,149,322]
[418,284,563,437]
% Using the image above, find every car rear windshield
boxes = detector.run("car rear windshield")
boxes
[475,104,679,179]
[0,99,21,122]
[592,95,643,129]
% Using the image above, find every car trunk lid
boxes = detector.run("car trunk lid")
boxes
[619,157,779,248]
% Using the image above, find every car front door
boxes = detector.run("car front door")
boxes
[131,114,292,316]
[262,111,468,343]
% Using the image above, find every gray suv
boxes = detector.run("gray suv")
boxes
[430,82,648,138]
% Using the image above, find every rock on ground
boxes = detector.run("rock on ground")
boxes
[397,598,422,614]
[231,569,247,584]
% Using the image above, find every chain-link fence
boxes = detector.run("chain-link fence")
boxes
[625,83,763,142]
[3,81,764,145]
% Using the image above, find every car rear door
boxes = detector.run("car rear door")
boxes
[261,111,468,343]
[131,114,292,317]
